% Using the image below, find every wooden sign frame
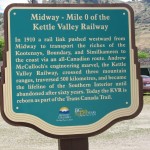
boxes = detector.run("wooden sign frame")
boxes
[1,4,143,139]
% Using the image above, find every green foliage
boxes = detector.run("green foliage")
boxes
[138,51,149,58]
[0,38,4,61]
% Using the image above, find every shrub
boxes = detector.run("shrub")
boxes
[0,38,4,61]
[138,51,149,58]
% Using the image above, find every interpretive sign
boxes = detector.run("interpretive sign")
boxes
[1,4,142,138]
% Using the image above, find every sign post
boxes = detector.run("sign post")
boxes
[1,4,142,149]
[58,138,89,150]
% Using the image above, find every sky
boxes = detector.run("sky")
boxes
[0,0,42,12]
[0,0,131,13]
[0,0,27,12]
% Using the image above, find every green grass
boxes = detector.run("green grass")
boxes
[144,95,150,104]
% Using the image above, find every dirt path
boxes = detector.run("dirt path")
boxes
[0,96,150,150]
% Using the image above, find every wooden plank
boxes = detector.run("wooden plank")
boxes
[58,138,89,150]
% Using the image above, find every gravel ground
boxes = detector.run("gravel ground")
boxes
[0,96,150,150]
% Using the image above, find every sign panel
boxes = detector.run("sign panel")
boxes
[1,4,142,138]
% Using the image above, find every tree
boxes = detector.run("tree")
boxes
[0,38,4,60]
[138,51,150,58]
[27,0,38,3]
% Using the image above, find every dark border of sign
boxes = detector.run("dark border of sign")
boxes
[0,3,143,139]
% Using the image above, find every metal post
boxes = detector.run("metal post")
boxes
[58,138,89,150]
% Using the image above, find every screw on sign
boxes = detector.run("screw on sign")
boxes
[0,4,143,150]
